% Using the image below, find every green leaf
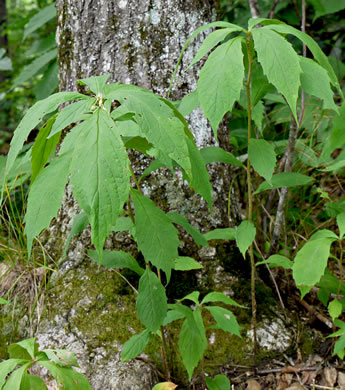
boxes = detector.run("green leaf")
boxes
[111,217,134,233]
[167,212,208,247]
[23,4,56,41]
[136,269,167,332]
[256,255,293,270]
[204,228,236,241]
[334,335,345,359]
[168,303,193,319]
[293,238,335,298]
[162,310,186,326]
[42,350,79,368]
[0,49,12,71]
[179,291,200,305]
[26,34,56,57]
[248,139,276,182]
[131,190,179,275]
[264,24,339,91]
[186,138,212,210]
[13,49,57,88]
[322,104,345,158]
[321,159,345,172]
[174,256,203,271]
[6,91,87,174]
[310,229,338,241]
[188,27,242,68]
[252,28,301,121]
[125,137,155,156]
[170,21,244,92]
[106,86,192,176]
[200,146,244,168]
[0,297,10,304]
[20,373,47,390]
[337,213,345,239]
[248,18,284,31]
[201,292,245,308]
[205,374,231,390]
[299,57,337,112]
[251,62,274,107]
[254,172,313,194]
[177,89,199,116]
[236,220,256,258]
[70,110,130,257]
[50,99,94,138]
[328,56,345,82]
[78,74,111,95]
[198,37,244,137]
[34,60,59,100]
[328,299,343,322]
[0,359,28,388]
[152,382,177,390]
[178,308,207,380]
[25,153,71,258]
[88,250,144,276]
[252,101,265,133]
[8,338,38,360]
[38,361,92,389]
[309,0,345,19]
[63,212,89,257]
[31,114,60,182]
[206,306,241,337]
[121,329,151,361]
[3,363,31,390]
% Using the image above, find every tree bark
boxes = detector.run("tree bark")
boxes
[35,2,242,389]
[0,0,8,83]
[45,0,241,260]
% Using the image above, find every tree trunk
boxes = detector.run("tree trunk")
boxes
[44,0,240,259]
[0,0,8,84]
[35,2,242,389]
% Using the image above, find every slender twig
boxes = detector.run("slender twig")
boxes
[338,240,343,296]
[294,296,333,329]
[267,0,306,256]
[268,118,298,255]
[254,240,285,311]
[262,154,287,236]
[268,0,280,19]
[248,0,260,18]
[257,366,319,375]
[245,32,257,369]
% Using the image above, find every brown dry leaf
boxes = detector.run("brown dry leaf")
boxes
[301,369,317,385]
[285,383,305,390]
[246,379,261,390]
[338,371,345,390]
[282,374,293,386]
[324,367,337,387]
[276,373,291,390]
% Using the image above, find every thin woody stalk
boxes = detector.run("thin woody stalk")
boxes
[245,32,258,368]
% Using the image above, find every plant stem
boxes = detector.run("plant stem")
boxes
[129,164,143,195]
[338,240,343,296]
[157,269,171,380]
[127,163,171,378]
[245,32,257,368]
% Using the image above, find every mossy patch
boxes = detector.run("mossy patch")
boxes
[42,259,143,351]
